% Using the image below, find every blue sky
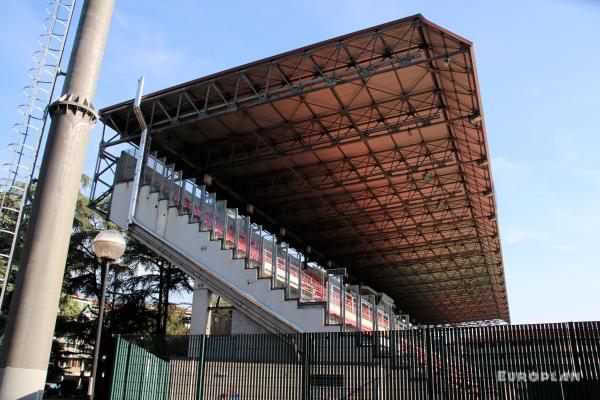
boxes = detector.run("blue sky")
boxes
[1,0,599,324]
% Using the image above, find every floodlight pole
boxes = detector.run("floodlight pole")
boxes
[0,1,115,399]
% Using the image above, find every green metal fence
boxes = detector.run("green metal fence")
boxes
[109,322,600,399]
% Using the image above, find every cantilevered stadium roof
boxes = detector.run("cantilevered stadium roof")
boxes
[100,14,509,324]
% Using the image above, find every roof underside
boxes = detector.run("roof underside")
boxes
[101,14,509,324]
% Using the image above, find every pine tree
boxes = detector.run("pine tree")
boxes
[0,175,194,394]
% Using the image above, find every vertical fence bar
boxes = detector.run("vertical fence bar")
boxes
[195,335,206,400]
[107,324,600,400]
[109,335,124,400]
[584,321,598,397]
[588,322,600,397]
[541,323,551,398]
[484,326,491,398]
[571,322,588,399]
[591,322,600,396]
[425,327,433,399]
[302,333,309,400]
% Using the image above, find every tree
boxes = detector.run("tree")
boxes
[47,295,84,382]
[123,240,192,335]
[57,175,192,396]
[0,182,30,325]
[165,304,191,335]
[2,175,193,394]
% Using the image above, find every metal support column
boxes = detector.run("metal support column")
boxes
[0,1,115,398]
[128,76,149,226]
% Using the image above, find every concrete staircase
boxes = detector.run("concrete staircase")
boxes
[107,151,406,334]
[110,181,341,333]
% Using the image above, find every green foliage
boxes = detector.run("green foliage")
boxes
[47,340,70,382]
[3,175,193,388]
[59,294,83,318]
[0,182,30,319]
[166,305,190,335]
[122,239,192,335]
[1,174,192,392]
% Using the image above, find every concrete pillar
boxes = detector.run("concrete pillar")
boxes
[0,1,115,398]
[190,281,213,335]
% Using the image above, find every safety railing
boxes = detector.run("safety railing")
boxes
[302,262,327,304]
[377,303,394,331]
[120,149,410,331]
[326,273,344,325]
[360,295,376,332]
[344,285,360,331]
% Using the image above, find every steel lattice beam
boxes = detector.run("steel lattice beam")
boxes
[97,15,509,324]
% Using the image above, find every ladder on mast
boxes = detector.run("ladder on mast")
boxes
[0,0,77,312]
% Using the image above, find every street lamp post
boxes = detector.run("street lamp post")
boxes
[88,229,125,400]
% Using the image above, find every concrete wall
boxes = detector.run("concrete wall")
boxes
[231,309,270,334]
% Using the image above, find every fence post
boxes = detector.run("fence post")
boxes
[195,335,207,400]
[302,333,309,400]
[119,338,134,400]
[108,334,122,400]
[390,330,397,370]
[425,327,434,399]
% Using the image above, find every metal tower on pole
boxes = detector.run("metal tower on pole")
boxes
[0,1,115,398]
[0,0,77,312]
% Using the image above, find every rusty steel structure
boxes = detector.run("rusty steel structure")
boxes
[93,14,509,324]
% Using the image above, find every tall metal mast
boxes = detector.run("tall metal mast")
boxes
[0,0,77,311]
[0,0,115,397]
